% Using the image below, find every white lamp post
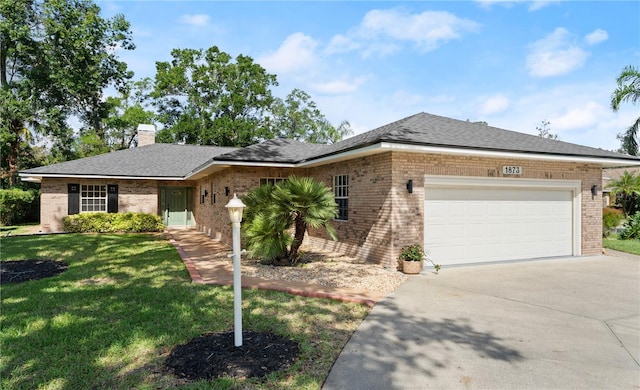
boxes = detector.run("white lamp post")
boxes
[225,193,246,347]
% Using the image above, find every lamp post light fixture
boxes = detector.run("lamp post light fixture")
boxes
[225,193,246,347]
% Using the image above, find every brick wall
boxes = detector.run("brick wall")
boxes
[305,153,394,265]
[390,152,603,263]
[305,152,601,267]
[192,166,298,246]
[39,178,161,232]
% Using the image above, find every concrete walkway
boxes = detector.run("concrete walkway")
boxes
[323,255,640,389]
[166,227,387,306]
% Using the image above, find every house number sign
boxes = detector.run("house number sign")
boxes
[502,166,522,175]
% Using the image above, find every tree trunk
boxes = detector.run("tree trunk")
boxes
[289,216,307,263]
[6,119,23,187]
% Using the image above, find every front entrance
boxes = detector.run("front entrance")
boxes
[159,187,194,226]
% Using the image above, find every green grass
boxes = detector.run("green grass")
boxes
[0,224,38,236]
[603,235,640,255]
[0,233,370,389]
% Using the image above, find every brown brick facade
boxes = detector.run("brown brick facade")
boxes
[191,151,602,268]
[38,150,603,268]
[40,178,162,232]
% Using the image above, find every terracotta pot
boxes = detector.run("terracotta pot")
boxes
[402,260,424,274]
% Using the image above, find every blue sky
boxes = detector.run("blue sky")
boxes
[99,1,639,151]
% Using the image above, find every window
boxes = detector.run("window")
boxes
[333,175,349,221]
[259,178,286,186]
[81,184,107,212]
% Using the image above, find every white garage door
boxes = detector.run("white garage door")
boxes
[424,185,574,265]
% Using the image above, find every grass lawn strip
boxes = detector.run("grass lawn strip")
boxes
[0,233,369,389]
[603,236,640,256]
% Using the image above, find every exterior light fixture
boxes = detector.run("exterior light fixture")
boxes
[407,179,413,194]
[225,193,246,346]
[591,184,598,197]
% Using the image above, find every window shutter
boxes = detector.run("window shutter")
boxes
[68,184,80,215]
[107,185,119,213]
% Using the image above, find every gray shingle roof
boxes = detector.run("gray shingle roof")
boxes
[21,143,237,178]
[20,112,639,180]
[215,138,330,163]
[302,112,637,162]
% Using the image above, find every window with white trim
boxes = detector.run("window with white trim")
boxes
[81,184,107,212]
[260,178,286,186]
[333,175,349,221]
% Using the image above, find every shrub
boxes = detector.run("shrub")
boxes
[602,207,624,237]
[62,212,164,233]
[0,188,40,225]
[242,176,337,265]
[620,211,640,240]
[398,244,424,262]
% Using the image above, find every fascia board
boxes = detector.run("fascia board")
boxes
[18,173,185,182]
[381,142,640,167]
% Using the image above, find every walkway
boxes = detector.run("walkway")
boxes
[166,228,386,306]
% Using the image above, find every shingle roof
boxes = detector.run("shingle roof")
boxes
[21,143,237,178]
[215,138,330,163]
[302,112,637,162]
[20,112,639,180]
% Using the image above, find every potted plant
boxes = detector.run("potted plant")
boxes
[399,244,424,274]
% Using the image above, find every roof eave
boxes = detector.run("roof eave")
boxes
[380,142,640,166]
[17,172,187,183]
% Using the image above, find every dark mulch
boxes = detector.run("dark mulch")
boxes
[0,259,68,284]
[165,331,300,381]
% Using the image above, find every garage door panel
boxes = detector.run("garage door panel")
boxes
[425,186,574,265]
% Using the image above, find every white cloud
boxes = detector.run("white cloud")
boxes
[326,8,480,57]
[257,33,319,74]
[474,0,559,11]
[549,101,607,131]
[584,29,609,46]
[310,76,368,95]
[478,94,510,115]
[178,14,210,27]
[526,27,590,77]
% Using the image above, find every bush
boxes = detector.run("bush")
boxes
[620,211,640,240]
[62,212,164,233]
[602,207,624,237]
[0,188,40,225]
[398,244,424,262]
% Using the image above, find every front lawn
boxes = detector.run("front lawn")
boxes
[0,233,369,389]
[0,224,37,236]
[603,236,640,255]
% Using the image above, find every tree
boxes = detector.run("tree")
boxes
[0,0,134,187]
[536,119,559,140]
[242,176,338,265]
[611,65,640,155]
[152,46,277,147]
[606,170,640,216]
[102,78,156,150]
[270,89,352,144]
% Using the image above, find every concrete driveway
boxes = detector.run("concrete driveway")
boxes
[323,255,640,389]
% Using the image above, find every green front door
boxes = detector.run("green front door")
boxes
[160,187,194,226]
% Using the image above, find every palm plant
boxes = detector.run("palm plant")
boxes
[242,176,338,265]
[611,65,640,155]
[606,170,640,216]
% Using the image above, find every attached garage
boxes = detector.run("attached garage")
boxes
[424,176,581,266]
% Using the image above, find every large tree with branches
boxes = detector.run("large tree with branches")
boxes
[0,0,134,187]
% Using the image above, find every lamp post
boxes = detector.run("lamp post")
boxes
[225,193,246,347]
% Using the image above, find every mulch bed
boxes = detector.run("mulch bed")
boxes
[165,331,300,381]
[0,259,68,284]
